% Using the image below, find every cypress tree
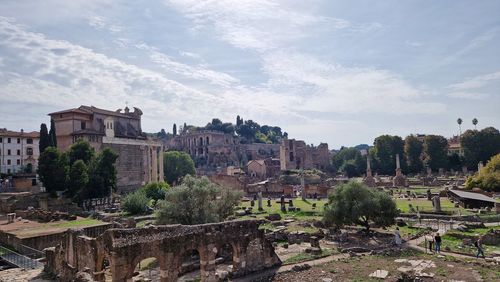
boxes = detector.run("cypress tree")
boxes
[173,123,177,136]
[39,123,51,153]
[49,119,57,147]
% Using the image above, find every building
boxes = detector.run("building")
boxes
[280,138,330,171]
[0,128,39,174]
[447,135,464,156]
[447,189,497,209]
[166,130,280,171]
[246,158,281,180]
[49,105,163,193]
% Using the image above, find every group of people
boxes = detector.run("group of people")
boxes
[394,228,486,259]
[427,232,485,259]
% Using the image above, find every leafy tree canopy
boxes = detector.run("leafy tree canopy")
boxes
[465,153,500,192]
[163,151,196,185]
[156,175,241,225]
[323,182,398,231]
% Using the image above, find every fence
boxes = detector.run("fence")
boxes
[0,245,43,269]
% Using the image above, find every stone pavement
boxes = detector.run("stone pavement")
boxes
[0,268,53,282]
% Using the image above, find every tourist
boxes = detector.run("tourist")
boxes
[394,227,402,248]
[474,237,485,259]
[434,233,441,253]
[427,234,434,253]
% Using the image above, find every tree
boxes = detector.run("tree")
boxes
[68,139,95,166]
[157,129,167,139]
[331,147,365,176]
[173,123,177,136]
[472,118,478,130]
[340,160,358,178]
[68,160,89,200]
[323,182,398,232]
[457,118,463,136]
[448,153,463,171]
[122,190,150,215]
[84,148,118,199]
[373,135,405,174]
[236,115,243,126]
[423,135,448,171]
[38,147,68,197]
[163,151,196,185]
[156,175,241,225]
[49,119,57,147]
[461,127,500,169]
[404,135,424,174]
[140,182,170,202]
[39,123,51,153]
[465,153,500,192]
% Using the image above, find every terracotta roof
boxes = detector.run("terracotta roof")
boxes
[0,129,39,138]
[247,159,266,166]
[48,108,90,115]
[49,105,142,119]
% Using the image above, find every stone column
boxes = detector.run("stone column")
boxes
[478,161,484,172]
[199,244,218,282]
[366,155,372,177]
[159,252,181,282]
[257,192,263,211]
[395,153,401,176]
[158,145,164,181]
[433,196,441,212]
[151,146,158,182]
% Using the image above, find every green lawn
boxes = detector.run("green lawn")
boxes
[283,248,334,264]
[44,218,104,228]
[395,198,471,214]
[239,198,327,220]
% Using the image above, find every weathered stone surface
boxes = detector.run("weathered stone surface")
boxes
[369,269,388,279]
[45,220,281,282]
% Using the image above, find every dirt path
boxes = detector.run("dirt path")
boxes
[233,253,350,282]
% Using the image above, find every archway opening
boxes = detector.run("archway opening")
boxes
[216,243,236,278]
[178,249,201,281]
[134,257,160,281]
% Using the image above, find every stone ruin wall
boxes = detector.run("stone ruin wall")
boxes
[45,220,281,282]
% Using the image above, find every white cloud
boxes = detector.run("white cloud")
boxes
[88,15,122,33]
[446,92,490,100]
[447,71,500,91]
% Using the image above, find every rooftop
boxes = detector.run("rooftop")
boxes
[49,105,142,119]
[0,128,39,138]
[448,189,498,203]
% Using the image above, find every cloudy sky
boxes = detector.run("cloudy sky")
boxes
[0,0,499,148]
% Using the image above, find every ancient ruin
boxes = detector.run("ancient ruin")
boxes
[363,155,376,187]
[392,154,407,187]
[45,220,281,282]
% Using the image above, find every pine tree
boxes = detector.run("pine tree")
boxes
[173,123,177,136]
[39,123,51,153]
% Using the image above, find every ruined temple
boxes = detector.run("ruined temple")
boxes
[166,130,279,172]
[49,105,164,193]
[280,138,330,171]
[45,220,281,282]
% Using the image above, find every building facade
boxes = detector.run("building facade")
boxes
[49,105,163,193]
[0,129,39,174]
[280,138,330,171]
[447,135,464,156]
[166,130,280,172]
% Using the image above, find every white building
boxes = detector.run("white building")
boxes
[0,128,40,174]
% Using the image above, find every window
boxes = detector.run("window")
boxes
[27,147,33,155]
[17,149,20,155]
[81,121,86,130]
[17,159,20,165]
[0,137,2,143]
[7,149,11,155]
[7,138,11,143]
[7,159,11,165]
[27,138,33,144]
[17,138,20,144]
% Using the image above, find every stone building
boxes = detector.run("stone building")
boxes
[280,138,330,171]
[0,128,39,174]
[49,105,163,193]
[246,158,281,180]
[166,130,279,172]
[447,135,464,156]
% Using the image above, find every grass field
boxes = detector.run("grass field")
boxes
[395,198,471,214]
[44,218,103,228]
[239,198,327,220]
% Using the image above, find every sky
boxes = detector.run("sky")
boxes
[0,0,499,149]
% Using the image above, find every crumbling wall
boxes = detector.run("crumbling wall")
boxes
[45,220,281,282]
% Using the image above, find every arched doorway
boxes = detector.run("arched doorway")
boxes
[178,249,201,281]
[133,257,160,281]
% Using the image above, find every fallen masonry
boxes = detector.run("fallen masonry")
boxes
[44,220,281,282]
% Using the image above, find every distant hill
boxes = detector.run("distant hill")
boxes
[354,144,370,151]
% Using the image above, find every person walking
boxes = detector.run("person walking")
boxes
[474,237,485,259]
[434,233,442,253]
[427,234,434,253]
[394,227,402,248]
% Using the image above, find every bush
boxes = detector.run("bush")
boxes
[140,182,170,201]
[122,191,149,215]
[465,153,500,192]
[156,175,241,225]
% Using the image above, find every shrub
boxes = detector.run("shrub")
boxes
[122,191,149,215]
